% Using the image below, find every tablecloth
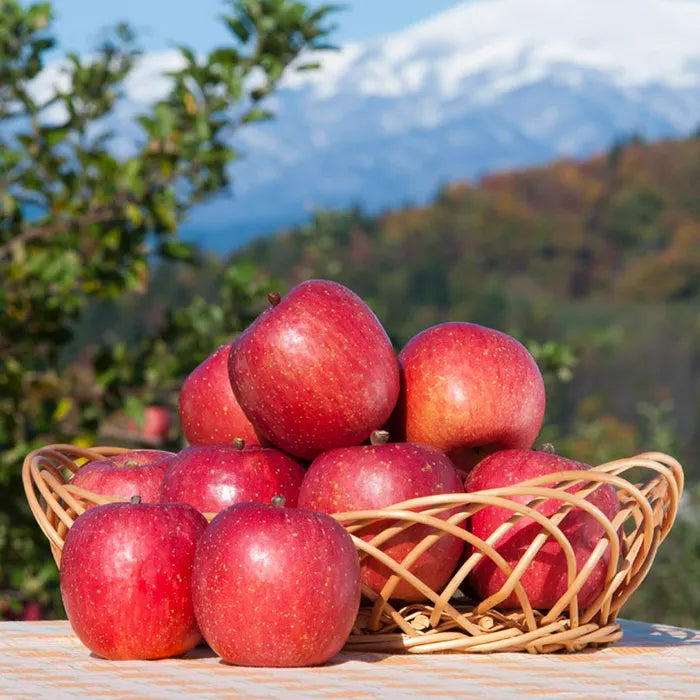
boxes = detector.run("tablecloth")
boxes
[1,618,698,699]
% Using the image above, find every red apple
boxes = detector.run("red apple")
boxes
[60,498,207,659]
[179,343,261,445]
[160,441,305,514]
[193,498,361,667]
[228,280,400,460]
[125,405,172,439]
[298,433,465,601]
[20,601,43,621]
[70,449,175,504]
[395,322,545,473]
[465,448,621,610]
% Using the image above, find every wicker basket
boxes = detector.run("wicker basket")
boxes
[23,445,683,654]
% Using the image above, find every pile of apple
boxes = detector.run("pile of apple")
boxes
[59,279,620,666]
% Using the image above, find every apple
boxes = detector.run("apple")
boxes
[193,497,361,667]
[298,432,465,601]
[20,600,43,621]
[143,405,171,438]
[228,280,400,460]
[0,599,43,621]
[179,343,261,445]
[126,405,172,439]
[160,440,305,514]
[394,322,546,473]
[60,497,207,660]
[465,448,621,610]
[70,449,175,504]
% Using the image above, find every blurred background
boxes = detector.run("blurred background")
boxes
[1,0,698,626]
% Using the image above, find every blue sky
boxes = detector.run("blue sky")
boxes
[51,0,464,54]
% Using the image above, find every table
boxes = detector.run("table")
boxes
[1,619,698,699]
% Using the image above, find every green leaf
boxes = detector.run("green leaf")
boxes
[152,202,177,232]
[124,396,145,428]
[1,192,17,216]
[159,240,197,262]
[153,102,176,139]
[27,4,53,31]
[295,61,321,72]
[125,203,143,226]
[223,16,251,43]
[178,45,196,64]
[209,47,240,65]
[242,107,273,123]
[53,397,73,421]
[96,367,117,388]
[43,124,70,146]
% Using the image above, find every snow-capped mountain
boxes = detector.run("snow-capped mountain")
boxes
[35,0,700,248]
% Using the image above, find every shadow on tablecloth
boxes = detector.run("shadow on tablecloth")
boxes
[613,618,700,648]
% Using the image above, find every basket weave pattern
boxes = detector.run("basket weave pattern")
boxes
[23,446,683,654]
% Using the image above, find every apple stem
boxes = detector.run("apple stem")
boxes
[267,292,282,306]
[271,495,286,508]
[130,495,142,504]
[539,443,556,454]
[370,430,390,446]
[123,459,139,468]
[233,438,246,451]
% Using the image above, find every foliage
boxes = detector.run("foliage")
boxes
[0,0,336,618]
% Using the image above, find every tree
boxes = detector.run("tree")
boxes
[0,0,336,618]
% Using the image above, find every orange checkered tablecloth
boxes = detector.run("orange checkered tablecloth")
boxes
[1,619,699,699]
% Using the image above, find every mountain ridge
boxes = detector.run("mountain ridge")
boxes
[189,0,700,247]
[31,0,700,248]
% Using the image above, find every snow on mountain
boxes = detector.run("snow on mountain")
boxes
[30,0,700,249]
[283,0,700,97]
